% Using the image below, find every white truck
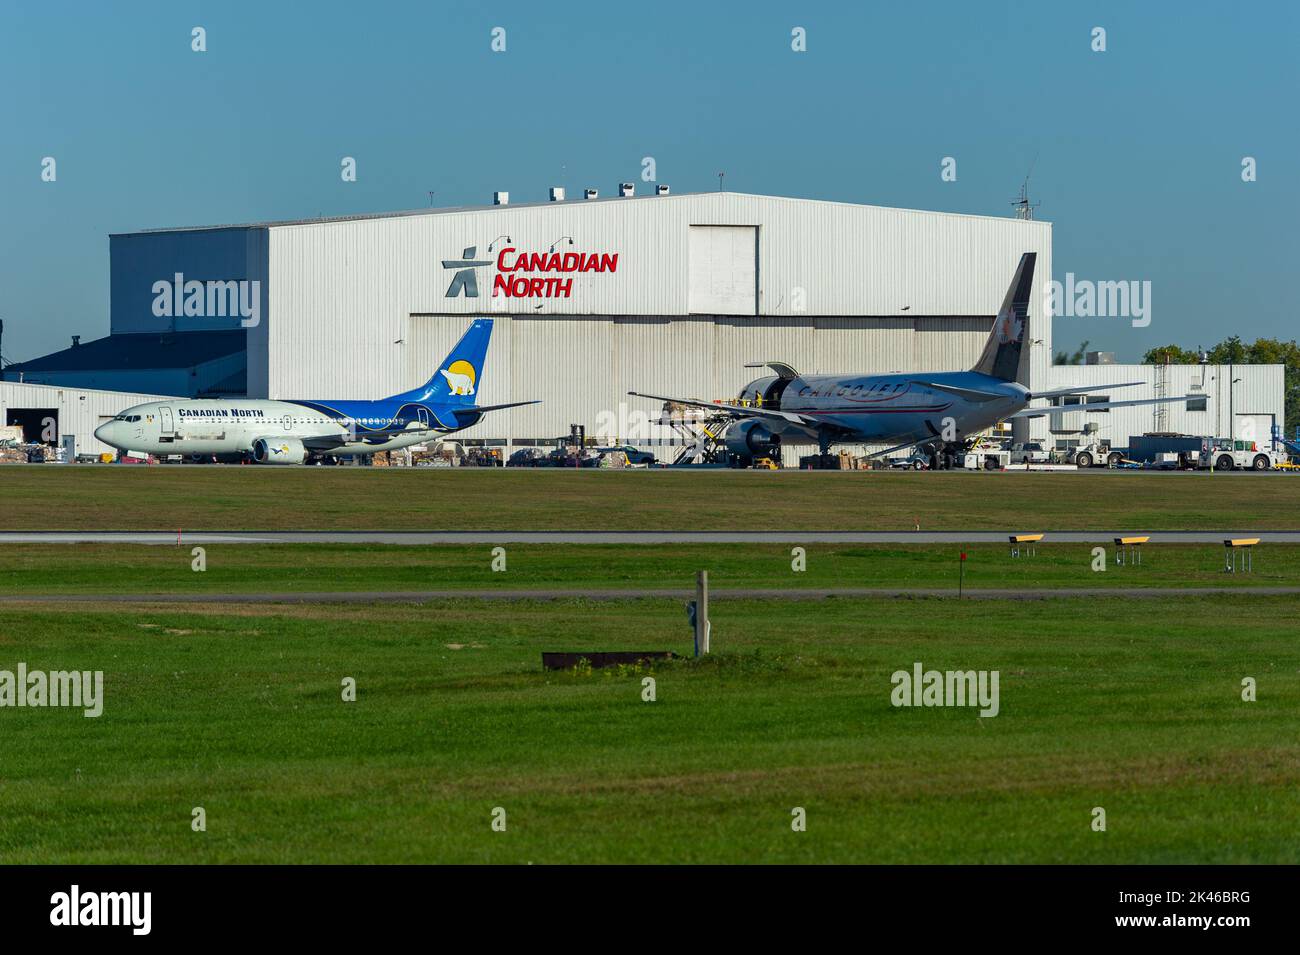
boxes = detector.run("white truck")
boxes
[1008,441,1051,465]
[1199,439,1280,471]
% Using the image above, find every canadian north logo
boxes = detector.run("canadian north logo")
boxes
[442,247,494,298]
[443,244,619,299]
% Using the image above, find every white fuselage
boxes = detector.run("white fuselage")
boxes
[94,399,441,459]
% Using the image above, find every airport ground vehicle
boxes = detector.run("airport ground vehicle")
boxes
[1008,441,1050,464]
[888,453,931,470]
[1068,440,1126,469]
[596,445,658,466]
[546,448,600,468]
[507,448,549,467]
[1199,439,1279,471]
[961,447,1010,471]
[463,447,503,467]
[1149,451,1199,470]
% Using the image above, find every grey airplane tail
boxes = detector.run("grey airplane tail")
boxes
[971,252,1036,383]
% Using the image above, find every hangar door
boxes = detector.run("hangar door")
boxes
[688,225,757,315]
[6,408,57,443]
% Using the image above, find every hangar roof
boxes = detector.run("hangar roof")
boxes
[6,330,245,373]
[112,191,1050,236]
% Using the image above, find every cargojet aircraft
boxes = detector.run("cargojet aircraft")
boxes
[94,319,537,463]
[631,252,1191,468]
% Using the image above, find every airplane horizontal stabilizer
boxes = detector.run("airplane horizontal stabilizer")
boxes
[453,399,541,415]
[1007,395,1198,419]
[1028,382,1144,401]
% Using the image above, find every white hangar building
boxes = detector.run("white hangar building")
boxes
[0,380,167,458]
[88,189,1284,458]
[106,190,1051,450]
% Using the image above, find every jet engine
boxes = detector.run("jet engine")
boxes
[252,436,307,465]
[724,419,780,461]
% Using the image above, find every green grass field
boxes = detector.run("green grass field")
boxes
[2,594,1297,863]
[4,469,1297,865]
[1,466,1298,530]
[2,541,1300,594]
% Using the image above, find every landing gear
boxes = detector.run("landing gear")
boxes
[926,442,965,471]
[812,434,838,469]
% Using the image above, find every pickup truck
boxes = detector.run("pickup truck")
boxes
[1008,441,1051,465]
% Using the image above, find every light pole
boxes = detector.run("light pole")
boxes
[1229,367,1242,444]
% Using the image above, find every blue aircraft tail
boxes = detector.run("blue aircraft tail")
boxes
[388,319,493,404]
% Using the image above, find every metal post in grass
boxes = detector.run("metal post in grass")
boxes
[696,570,710,654]
[958,551,966,598]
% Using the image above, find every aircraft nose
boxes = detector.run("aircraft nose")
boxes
[94,421,118,446]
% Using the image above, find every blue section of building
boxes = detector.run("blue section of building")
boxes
[110,228,268,335]
[2,331,247,397]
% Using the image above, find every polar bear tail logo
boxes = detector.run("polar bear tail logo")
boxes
[439,367,475,396]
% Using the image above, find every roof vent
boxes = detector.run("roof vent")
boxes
[548,186,565,202]
[583,188,598,200]
[493,191,509,206]
[656,184,670,196]
[618,182,634,197]
[71,335,81,347]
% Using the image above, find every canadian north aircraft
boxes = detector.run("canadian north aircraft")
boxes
[630,252,1191,468]
[94,319,537,463]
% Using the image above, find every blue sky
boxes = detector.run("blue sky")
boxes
[1,0,1295,363]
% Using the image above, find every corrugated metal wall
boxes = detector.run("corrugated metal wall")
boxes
[0,381,167,456]
[255,193,1053,443]
[1028,364,1286,447]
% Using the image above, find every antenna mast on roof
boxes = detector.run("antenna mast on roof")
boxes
[1011,155,1041,220]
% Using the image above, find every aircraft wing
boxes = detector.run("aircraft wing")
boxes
[627,391,824,429]
[909,380,1004,403]
[301,426,439,450]
[864,438,931,459]
[1006,395,1198,419]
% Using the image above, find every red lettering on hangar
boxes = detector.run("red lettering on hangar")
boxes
[492,247,618,298]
